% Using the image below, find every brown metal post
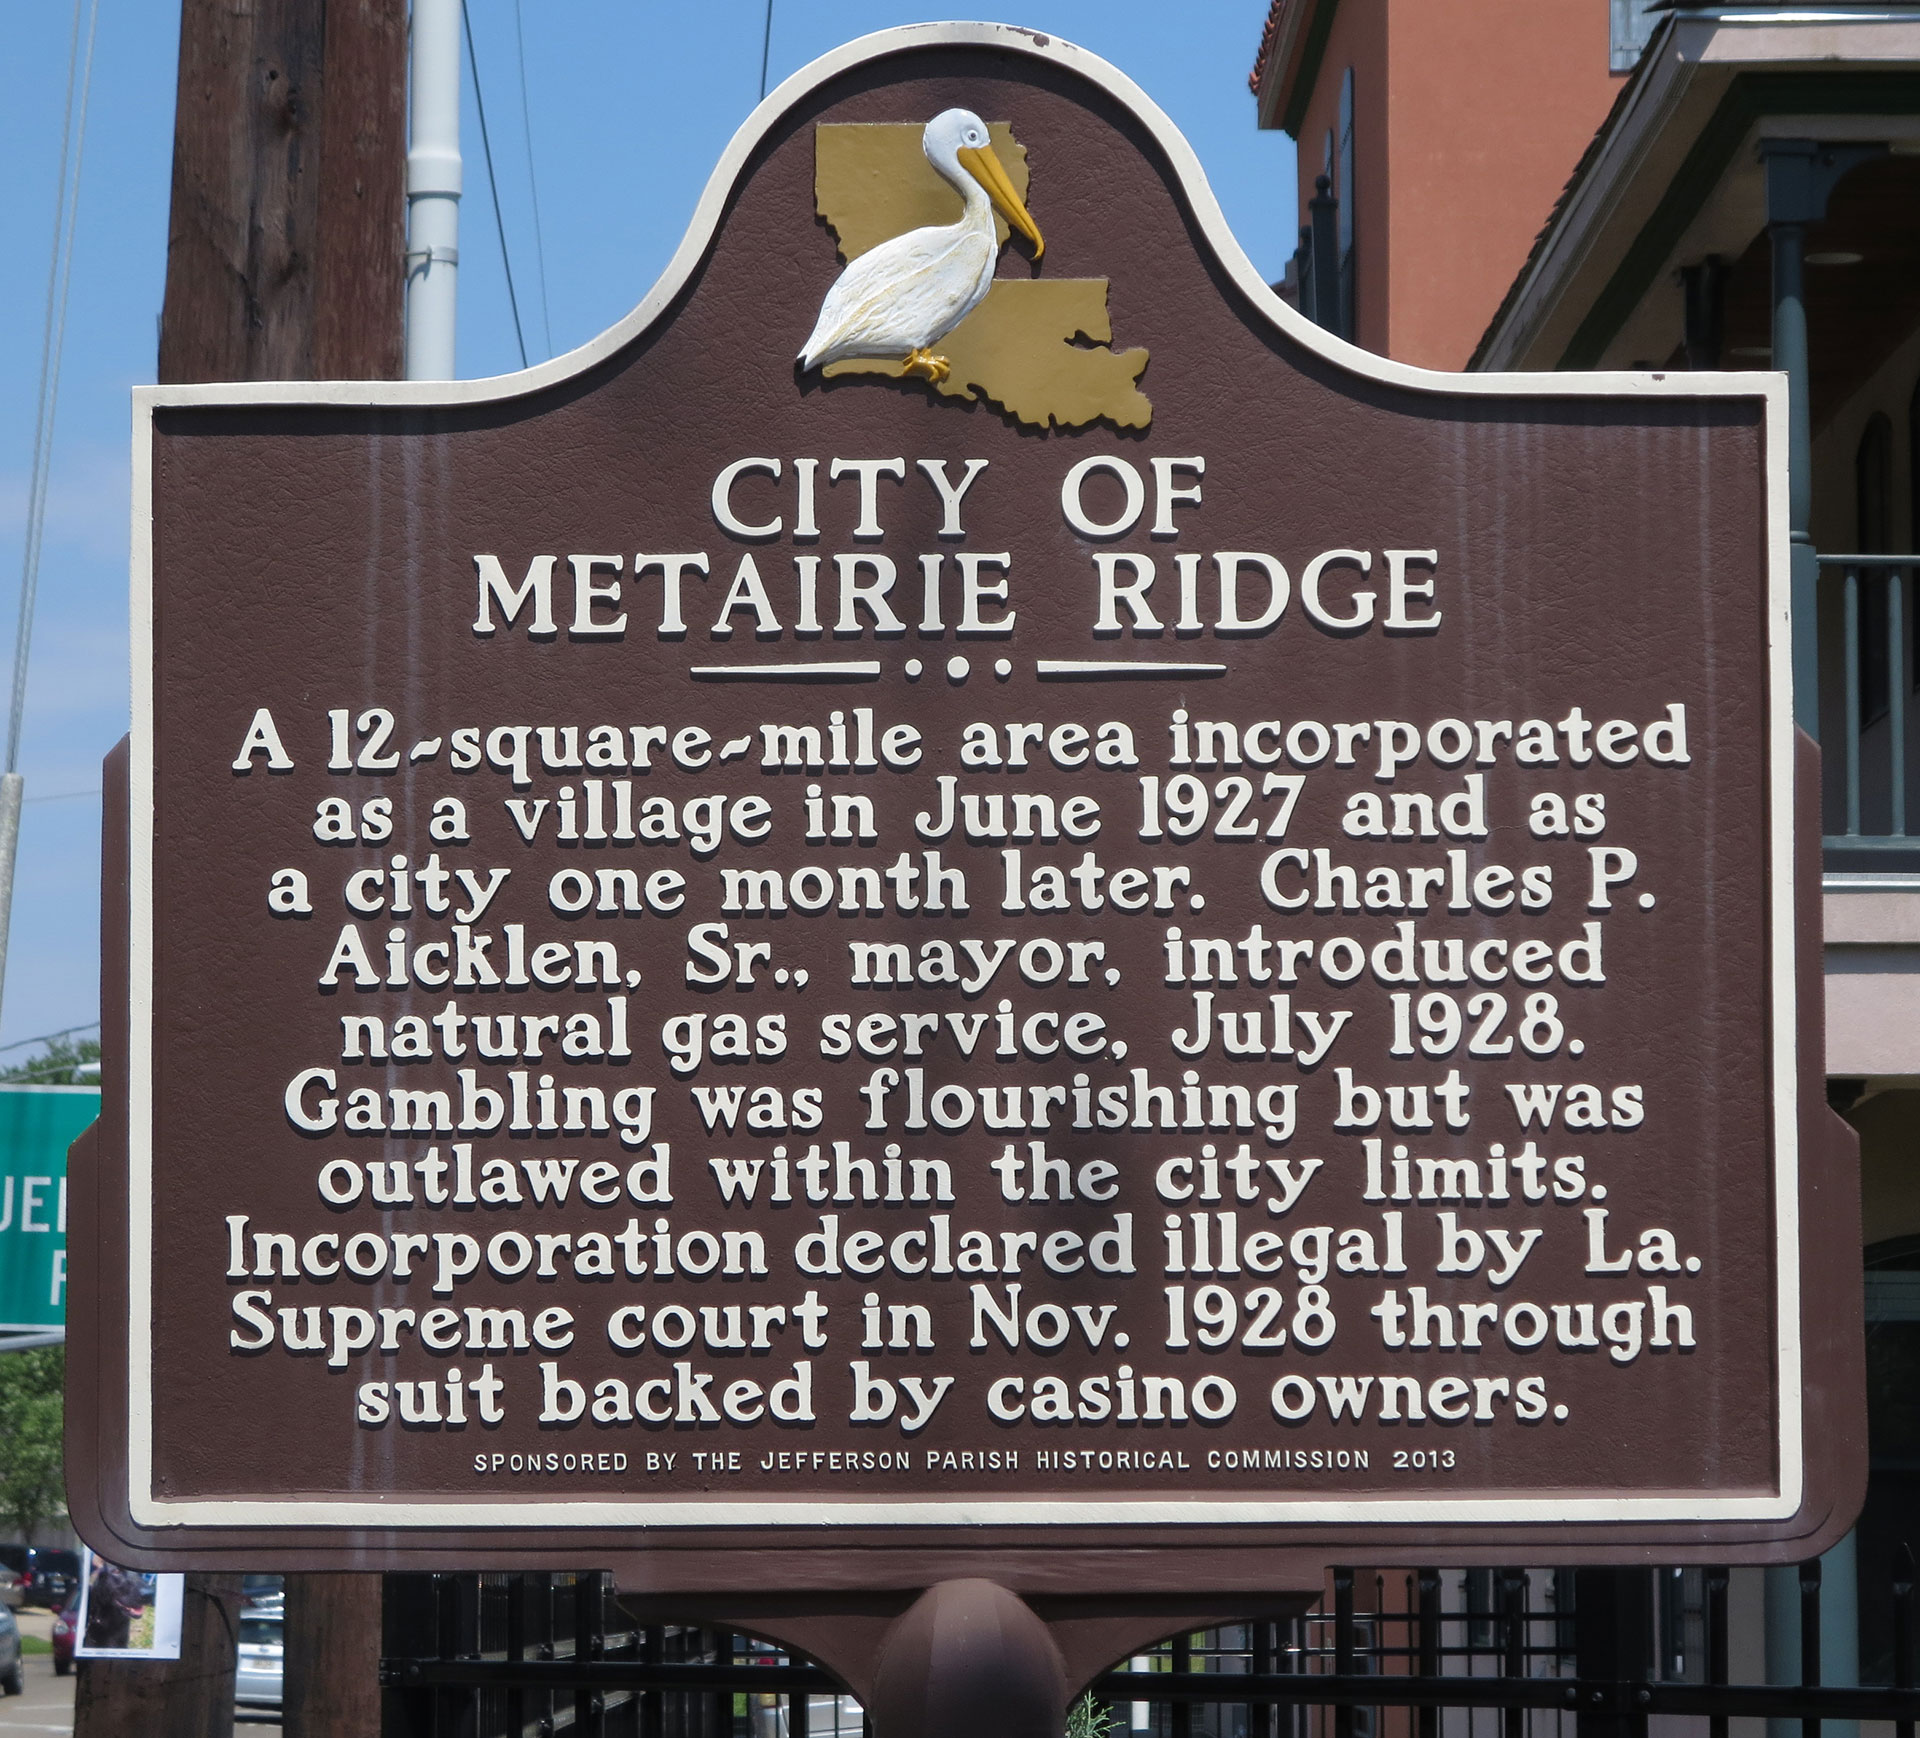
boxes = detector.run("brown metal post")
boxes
[866,1581,1067,1738]
[73,2,401,1734]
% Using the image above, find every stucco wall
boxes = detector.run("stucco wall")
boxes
[1291,0,1391,354]
[1293,0,1621,369]
[1850,1087,1920,1244]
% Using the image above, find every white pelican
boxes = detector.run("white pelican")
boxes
[799,108,1044,385]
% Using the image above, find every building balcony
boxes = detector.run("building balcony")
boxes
[1822,554,1920,1082]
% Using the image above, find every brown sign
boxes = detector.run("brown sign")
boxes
[69,23,1861,1582]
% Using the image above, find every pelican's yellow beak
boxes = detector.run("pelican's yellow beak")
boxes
[957,143,1044,261]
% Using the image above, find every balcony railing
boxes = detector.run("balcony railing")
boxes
[1820,551,1920,862]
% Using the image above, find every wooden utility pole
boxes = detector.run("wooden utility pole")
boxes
[159,0,406,384]
[283,1573,390,1738]
[74,1,404,1732]
[72,1574,249,1736]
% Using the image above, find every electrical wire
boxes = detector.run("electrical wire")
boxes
[460,0,529,370]
[10,0,101,777]
[0,1020,97,1057]
[511,0,553,359]
[0,1020,100,1085]
[759,0,775,100]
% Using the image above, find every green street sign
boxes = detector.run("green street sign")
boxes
[0,1084,99,1331]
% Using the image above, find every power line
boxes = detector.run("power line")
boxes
[460,0,529,369]
[759,0,775,100]
[0,1021,98,1057]
[511,0,552,359]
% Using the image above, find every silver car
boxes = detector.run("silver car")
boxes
[0,1604,23,1696]
[234,1604,282,1712]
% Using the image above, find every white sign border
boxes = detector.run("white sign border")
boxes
[125,21,1799,1532]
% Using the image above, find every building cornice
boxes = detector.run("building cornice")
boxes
[1250,0,1343,135]
[1474,8,1920,371]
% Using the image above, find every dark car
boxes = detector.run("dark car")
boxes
[51,1590,76,1676]
[21,1549,78,1610]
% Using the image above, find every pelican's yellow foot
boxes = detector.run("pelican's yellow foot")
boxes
[903,347,951,385]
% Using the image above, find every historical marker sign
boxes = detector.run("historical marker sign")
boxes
[71,25,1860,1581]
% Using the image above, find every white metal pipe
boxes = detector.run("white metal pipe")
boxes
[0,1330,64,1353]
[405,0,462,380]
[0,772,26,1030]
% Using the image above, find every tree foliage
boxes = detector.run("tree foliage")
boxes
[0,1348,64,1544]
[0,1034,99,1086]
[1066,1693,1117,1738]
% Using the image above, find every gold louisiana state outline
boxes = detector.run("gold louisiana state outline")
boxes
[812,123,1152,431]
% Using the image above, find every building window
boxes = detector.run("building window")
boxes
[1907,377,1920,551]
[1337,68,1356,341]
[1858,412,1894,723]
[1609,0,1661,73]
[1860,1238,1920,1684]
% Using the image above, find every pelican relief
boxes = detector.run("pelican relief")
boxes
[799,107,1044,386]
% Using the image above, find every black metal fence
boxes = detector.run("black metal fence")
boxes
[377,1559,1920,1738]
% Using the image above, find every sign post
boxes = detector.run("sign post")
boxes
[67,24,1862,1731]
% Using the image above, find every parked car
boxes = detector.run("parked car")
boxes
[21,1549,78,1609]
[234,1604,282,1712]
[0,1603,23,1694]
[51,1590,76,1676]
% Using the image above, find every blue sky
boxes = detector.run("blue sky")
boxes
[0,2,1295,1059]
